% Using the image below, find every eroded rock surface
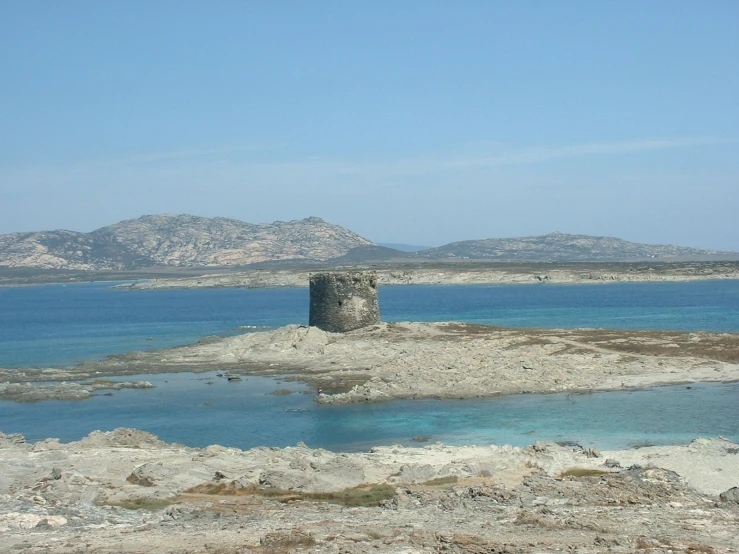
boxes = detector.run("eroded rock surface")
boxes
[3,323,737,406]
[1,430,738,553]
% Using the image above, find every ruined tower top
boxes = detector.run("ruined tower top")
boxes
[308,272,381,333]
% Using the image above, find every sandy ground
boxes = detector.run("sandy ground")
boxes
[1,429,738,553]
[3,322,738,403]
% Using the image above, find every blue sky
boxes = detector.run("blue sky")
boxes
[1,1,737,249]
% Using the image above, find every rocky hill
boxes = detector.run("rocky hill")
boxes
[421,232,738,262]
[0,215,374,270]
[2,219,737,271]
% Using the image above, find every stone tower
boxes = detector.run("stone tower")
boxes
[309,272,381,332]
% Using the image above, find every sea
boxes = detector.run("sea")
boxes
[1,280,738,452]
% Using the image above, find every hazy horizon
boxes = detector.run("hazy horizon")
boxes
[2,2,737,250]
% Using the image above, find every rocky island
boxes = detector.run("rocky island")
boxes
[3,321,738,404]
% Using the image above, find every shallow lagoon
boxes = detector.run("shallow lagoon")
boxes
[3,372,737,452]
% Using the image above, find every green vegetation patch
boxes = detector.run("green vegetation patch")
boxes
[305,484,396,506]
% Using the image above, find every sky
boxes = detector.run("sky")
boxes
[1,1,737,250]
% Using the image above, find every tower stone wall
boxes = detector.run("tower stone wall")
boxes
[309,272,380,332]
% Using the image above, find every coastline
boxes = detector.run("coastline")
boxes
[120,262,739,290]
[3,322,738,404]
[4,261,738,289]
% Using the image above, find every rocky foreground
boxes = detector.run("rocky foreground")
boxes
[4,322,738,404]
[1,428,738,553]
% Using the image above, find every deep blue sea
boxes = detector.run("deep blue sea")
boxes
[2,280,739,368]
[1,280,738,451]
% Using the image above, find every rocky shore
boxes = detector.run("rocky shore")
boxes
[1,428,738,553]
[3,322,738,404]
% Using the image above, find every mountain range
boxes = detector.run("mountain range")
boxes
[0,215,736,270]
[0,215,371,270]
[419,232,737,262]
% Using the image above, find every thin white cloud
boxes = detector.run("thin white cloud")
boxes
[229,136,725,179]
[0,136,728,193]
[116,142,282,165]
[434,137,724,170]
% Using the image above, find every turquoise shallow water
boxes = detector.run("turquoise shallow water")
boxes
[1,280,738,451]
[2,372,737,452]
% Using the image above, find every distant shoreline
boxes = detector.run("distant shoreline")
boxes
[119,262,739,290]
[3,260,739,288]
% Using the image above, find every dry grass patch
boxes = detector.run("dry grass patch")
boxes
[184,482,395,507]
[561,329,739,363]
[105,497,174,511]
[557,467,610,479]
[418,475,459,487]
